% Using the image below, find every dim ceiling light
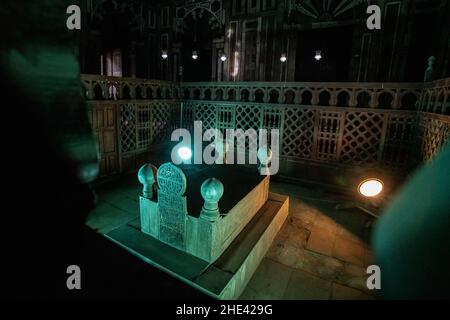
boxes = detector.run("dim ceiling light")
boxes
[220,53,227,62]
[280,53,287,63]
[315,50,322,61]
[161,51,168,59]
[358,178,383,198]
[192,51,199,60]
[178,146,193,161]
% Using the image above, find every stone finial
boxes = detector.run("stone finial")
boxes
[138,164,156,199]
[257,147,273,175]
[200,178,224,222]
[424,56,436,82]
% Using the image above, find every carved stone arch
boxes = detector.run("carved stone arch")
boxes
[215,88,224,101]
[82,82,92,100]
[88,0,146,30]
[268,88,282,103]
[377,90,395,108]
[284,88,296,104]
[336,89,351,107]
[135,85,144,99]
[227,88,236,101]
[399,90,419,110]
[175,0,224,35]
[196,88,203,100]
[93,82,105,100]
[204,88,212,100]
[356,90,372,108]
[398,89,417,100]
[253,88,265,103]
[289,0,366,23]
[299,88,313,105]
[317,89,331,106]
[240,88,250,102]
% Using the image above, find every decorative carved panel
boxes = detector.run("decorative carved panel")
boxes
[421,114,450,162]
[157,163,188,250]
[340,112,384,164]
[92,103,119,177]
[316,111,342,161]
[283,107,315,158]
[383,113,418,166]
[120,103,137,153]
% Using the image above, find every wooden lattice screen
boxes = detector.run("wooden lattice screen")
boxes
[181,101,425,168]
[420,113,450,162]
[84,75,450,179]
[91,100,179,177]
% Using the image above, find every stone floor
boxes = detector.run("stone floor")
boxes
[87,174,377,300]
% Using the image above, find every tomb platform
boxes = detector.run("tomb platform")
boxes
[106,163,289,299]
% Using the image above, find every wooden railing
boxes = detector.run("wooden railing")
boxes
[82,74,178,100]
[81,74,450,182]
[181,100,419,168]
[420,78,450,115]
[179,81,425,111]
[89,99,180,178]
[81,74,450,115]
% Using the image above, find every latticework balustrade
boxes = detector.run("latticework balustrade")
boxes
[83,74,450,180]
[181,101,427,168]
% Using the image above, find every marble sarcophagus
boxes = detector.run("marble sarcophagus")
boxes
[106,161,289,299]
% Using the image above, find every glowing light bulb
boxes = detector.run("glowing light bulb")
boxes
[178,146,192,161]
[192,51,198,60]
[358,179,383,197]
[161,51,168,59]
[280,54,287,63]
[220,54,227,62]
[315,50,322,61]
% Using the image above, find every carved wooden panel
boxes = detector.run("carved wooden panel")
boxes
[421,114,450,162]
[218,104,236,129]
[120,103,137,153]
[137,104,151,150]
[83,73,450,181]
[151,101,172,145]
[282,107,315,159]
[92,103,119,177]
[383,113,418,166]
[235,104,262,151]
[181,102,194,132]
[340,112,384,164]
[194,102,217,130]
[315,111,342,161]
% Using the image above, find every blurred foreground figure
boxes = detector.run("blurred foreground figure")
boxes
[0,1,208,300]
[373,145,450,299]
[0,0,98,299]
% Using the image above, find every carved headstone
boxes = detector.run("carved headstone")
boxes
[157,163,188,250]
